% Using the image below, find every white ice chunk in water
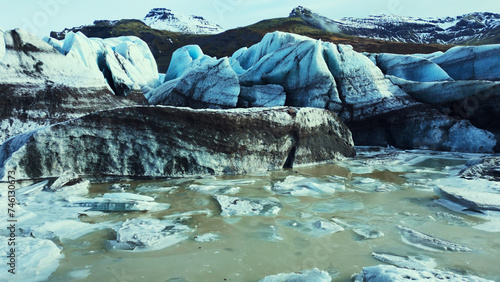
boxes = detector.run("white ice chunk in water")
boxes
[0,236,63,282]
[108,218,192,252]
[214,195,282,217]
[259,268,332,282]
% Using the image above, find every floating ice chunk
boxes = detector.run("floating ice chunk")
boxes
[103,193,154,202]
[109,183,131,192]
[194,233,220,242]
[371,252,437,270]
[268,176,341,197]
[259,268,332,282]
[70,194,168,212]
[358,265,493,282]
[31,220,101,241]
[0,236,62,282]
[397,225,472,252]
[107,218,191,252]
[436,211,468,226]
[214,195,282,217]
[187,184,240,195]
[68,269,91,279]
[280,218,344,237]
[435,186,500,212]
[353,227,385,239]
[136,185,177,193]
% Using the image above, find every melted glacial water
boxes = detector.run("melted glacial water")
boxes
[37,148,500,281]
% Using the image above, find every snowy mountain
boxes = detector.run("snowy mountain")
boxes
[143,8,224,35]
[290,6,500,45]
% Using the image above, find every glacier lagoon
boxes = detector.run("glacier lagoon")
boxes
[2,147,500,281]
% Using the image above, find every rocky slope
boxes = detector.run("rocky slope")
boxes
[290,6,500,45]
[0,106,355,180]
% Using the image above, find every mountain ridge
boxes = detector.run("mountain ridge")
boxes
[290,6,500,45]
[50,17,450,73]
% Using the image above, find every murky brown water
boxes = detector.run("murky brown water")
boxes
[44,151,500,282]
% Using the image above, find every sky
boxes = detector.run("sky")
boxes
[1,0,500,38]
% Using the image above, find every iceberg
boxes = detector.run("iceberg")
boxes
[371,53,452,82]
[148,49,240,109]
[431,44,500,81]
[45,32,161,96]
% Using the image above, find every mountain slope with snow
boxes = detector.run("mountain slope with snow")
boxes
[143,8,224,35]
[290,6,500,45]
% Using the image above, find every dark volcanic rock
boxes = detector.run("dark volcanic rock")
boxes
[0,106,356,180]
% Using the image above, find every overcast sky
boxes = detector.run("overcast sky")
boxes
[1,0,499,38]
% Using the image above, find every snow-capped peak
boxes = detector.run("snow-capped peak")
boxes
[290,6,500,45]
[143,8,224,35]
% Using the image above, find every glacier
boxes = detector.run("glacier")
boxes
[148,47,240,108]
[431,45,500,81]
[44,31,161,97]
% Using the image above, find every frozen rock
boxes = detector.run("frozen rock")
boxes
[194,233,220,242]
[371,252,437,270]
[359,265,493,281]
[238,84,287,107]
[431,44,500,81]
[267,176,340,197]
[214,195,282,217]
[0,237,63,282]
[373,53,452,82]
[259,268,332,282]
[397,225,472,252]
[434,186,500,212]
[148,47,240,109]
[353,227,385,239]
[460,157,500,181]
[107,218,191,251]
[187,184,240,195]
[0,29,138,144]
[0,106,355,180]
